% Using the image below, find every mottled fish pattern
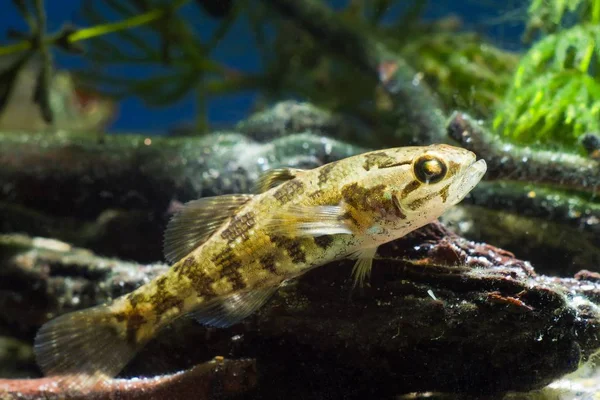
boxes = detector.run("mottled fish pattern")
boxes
[34,144,486,386]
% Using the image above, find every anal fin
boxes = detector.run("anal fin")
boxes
[190,286,279,328]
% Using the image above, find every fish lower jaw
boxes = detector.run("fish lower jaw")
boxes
[447,158,487,206]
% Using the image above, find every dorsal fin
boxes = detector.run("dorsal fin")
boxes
[254,168,306,193]
[163,194,254,263]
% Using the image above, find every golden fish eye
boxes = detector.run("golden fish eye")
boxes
[413,155,447,184]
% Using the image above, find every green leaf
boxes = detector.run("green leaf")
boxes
[494,22,600,151]
[526,0,595,36]
[495,71,600,150]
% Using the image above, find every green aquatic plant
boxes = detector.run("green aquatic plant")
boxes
[0,0,191,126]
[4,0,592,147]
[393,26,518,118]
[251,2,518,138]
[524,0,598,38]
[79,0,441,133]
[1,0,519,135]
[494,0,600,151]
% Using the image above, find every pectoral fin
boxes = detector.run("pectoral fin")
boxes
[265,204,354,237]
[349,246,378,288]
[190,286,279,328]
[163,194,254,263]
[254,168,306,193]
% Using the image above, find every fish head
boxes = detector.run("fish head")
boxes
[356,144,487,237]
[394,144,486,224]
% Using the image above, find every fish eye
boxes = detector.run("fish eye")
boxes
[413,155,447,184]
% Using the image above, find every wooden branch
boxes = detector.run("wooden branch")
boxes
[266,0,447,145]
[447,112,600,194]
[0,358,256,400]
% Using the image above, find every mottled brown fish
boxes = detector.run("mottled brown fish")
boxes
[34,144,486,385]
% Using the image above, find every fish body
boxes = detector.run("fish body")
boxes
[34,144,486,385]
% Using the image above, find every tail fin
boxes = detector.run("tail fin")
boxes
[34,304,144,387]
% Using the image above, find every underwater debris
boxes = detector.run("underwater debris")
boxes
[0,234,169,339]
[0,128,365,261]
[465,181,600,238]
[442,202,600,277]
[0,337,35,379]
[446,112,600,271]
[235,100,370,143]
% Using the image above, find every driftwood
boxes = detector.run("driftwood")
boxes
[447,112,600,194]
[0,358,257,400]
[0,130,364,262]
[1,223,599,397]
[267,0,447,147]
[1,116,599,272]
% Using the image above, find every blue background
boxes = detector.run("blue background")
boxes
[0,0,526,133]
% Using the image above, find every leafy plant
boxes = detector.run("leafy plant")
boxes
[0,0,191,128]
[524,0,598,39]
[1,0,575,144]
[494,1,600,151]
[393,26,518,118]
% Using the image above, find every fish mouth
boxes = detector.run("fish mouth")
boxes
[449,158,487,205]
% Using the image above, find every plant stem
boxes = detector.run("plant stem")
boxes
[33,0,53,123]
[0,0,190,57]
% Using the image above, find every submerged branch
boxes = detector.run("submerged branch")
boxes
[1,102,599,268]
[447,112,600,194]
[468,181,600,236]
[266,0,447,145]
[0,357,257,400]
[0,129,363,261]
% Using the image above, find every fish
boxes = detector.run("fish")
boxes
[33,144,487,386]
